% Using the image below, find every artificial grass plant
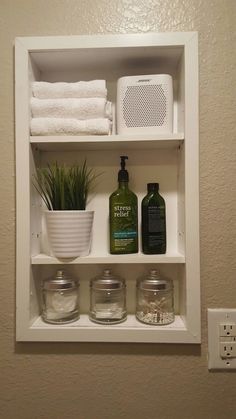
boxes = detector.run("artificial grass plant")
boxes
[33,160,99,210]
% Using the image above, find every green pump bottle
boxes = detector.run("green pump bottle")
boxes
[109,156,138,254]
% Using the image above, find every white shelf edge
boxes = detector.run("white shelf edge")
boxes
[30,134,184,151]
[16,314,196,343]
[31,252,185,265]
[32,314,185,330]
[16,32,197,50]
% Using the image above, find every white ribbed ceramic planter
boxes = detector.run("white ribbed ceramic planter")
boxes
[45,210,94,258]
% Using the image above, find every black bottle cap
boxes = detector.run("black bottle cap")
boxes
[118,156,129,182]
[147,183,159,192]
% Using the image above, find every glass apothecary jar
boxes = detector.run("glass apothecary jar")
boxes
[136,269,174,325]
[41,270,79,324]
[89,269,127,324]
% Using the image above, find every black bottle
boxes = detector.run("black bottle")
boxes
[141,183,166,254]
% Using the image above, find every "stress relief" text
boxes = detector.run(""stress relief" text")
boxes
[114,205,131,217]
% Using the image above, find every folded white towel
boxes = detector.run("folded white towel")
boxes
[32,80,107,99]
[30,118,112,136]
[31,97,113,120]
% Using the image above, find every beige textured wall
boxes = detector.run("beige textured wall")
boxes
[0,0,236,418]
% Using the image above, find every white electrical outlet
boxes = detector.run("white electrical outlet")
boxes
[219,342,236,358]
[208,308,236,370]
[219,323,236,337]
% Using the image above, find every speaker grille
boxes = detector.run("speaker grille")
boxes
[123,84,167,127]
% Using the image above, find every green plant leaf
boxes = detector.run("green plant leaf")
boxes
[32,160,101,211]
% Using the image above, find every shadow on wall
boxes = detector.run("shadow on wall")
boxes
[15,341,201,356]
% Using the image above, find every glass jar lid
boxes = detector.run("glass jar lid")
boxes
[42,270,79,291]
[137,269,173,291]
[90,269,125,290]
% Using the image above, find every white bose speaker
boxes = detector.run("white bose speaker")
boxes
[116,74,173,135]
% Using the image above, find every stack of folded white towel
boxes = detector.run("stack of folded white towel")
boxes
[30,80,113,136]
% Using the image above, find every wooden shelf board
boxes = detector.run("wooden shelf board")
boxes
[31,252,185,265]
[30,134,184,151]
[23,314,191,343]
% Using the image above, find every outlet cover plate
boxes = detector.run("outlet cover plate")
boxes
[208,308,236,370]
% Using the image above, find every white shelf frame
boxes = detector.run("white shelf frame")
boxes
[15,32,200,343]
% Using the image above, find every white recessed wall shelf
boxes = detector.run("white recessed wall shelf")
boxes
[15,32,200,343]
